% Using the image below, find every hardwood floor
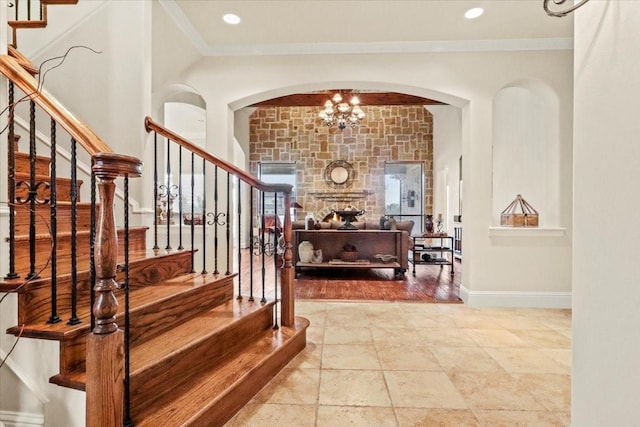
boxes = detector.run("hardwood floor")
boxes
[294,261,462,303]
[236,250,462,303]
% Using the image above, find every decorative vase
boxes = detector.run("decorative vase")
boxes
[298,241,314,263]
[311,249,323,264]
[425,214,434,234]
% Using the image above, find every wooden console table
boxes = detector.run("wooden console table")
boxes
[293,230,407,279]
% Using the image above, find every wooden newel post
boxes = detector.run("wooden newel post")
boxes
[86,153,142,427]
[280,191,295,327]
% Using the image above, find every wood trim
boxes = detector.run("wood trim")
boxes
[0,55,112,156]
[144,116,291,193]
[251,92,447,107]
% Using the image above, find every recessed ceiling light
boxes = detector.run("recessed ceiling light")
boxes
[464,7,484,19]
[223,13,241,25]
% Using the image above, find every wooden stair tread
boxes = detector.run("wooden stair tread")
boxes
[0,248,192,292]
[49,368,85,391]
[12,225,148,242]
[14,171,81,183]
[6,273,235,340]
[134,317,309,426]
[129,299,274,372]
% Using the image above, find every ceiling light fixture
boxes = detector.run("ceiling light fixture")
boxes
[464,7,484,19]
[223,13,241,25]
[318,93,365,131]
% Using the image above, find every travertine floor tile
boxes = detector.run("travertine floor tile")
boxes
[323,326,373,345]
[322,344,381,370]
[319,369,392,406]
[539,348,572,369]
[229,403,316,427]
[430,346,504,373]
[510,329,571,348]
[448,371,545,411]
[512,373,571,412]
[371,327,425,346]
[253,367,320,405]
[473,409,566,426]
[484,347,567,374]
[417,327,478,347]
[395,408,480,427]
[376,343,441,371]
[465,329,528,347]
[317,405,397,426]
[287,342,322,369]
[385,371,467,409]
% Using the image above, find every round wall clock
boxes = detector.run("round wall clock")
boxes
[325,160,355,189]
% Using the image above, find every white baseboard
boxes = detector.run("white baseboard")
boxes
[460,286,572,308]
[0,411,44,427]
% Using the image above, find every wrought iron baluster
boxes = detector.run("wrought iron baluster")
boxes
[178,146,183,250]
[248,187,255,302]
[123,175,133,427]
[225,172,231,276]
[5,82,18,279]
[273,192,279,329]
[152,132,159,250]
[25,100,39,280]
[213,165,219,275]
[201,158,207,274]
[165,138,171,250]
[190,152,195,273]
[236,178,242,300]
[260,191,266,304]
[47,120,61,324]
[67,138,80,325]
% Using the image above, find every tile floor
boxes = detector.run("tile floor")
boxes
[225,301,571,426]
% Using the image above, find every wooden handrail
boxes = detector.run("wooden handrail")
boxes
[144,116,292,194]
[0,54,112,156]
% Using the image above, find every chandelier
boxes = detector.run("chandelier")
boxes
[318,93,365,131]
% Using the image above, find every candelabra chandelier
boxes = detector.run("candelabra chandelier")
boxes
[318,93,365,131]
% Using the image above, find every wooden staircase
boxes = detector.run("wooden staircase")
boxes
[2,136,307,426]
[1,18,306,420]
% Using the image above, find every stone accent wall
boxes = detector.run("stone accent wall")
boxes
[249,105,433,221]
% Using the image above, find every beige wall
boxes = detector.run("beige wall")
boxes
[248,105,433,221]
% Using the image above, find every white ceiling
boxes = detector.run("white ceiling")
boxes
[161,0,574,56]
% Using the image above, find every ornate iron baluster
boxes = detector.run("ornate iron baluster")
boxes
[201,158,207,274]
[67,138,80,325]
[165,137,171,250]
[260,191,266,303]
[213,165,219,275]
[273,192,279,329]
[47,120,61,324]
[25,100,39,280]
[152,132,159,250]
[5,82,18,279]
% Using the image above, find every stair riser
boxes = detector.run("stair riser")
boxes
[13,203,92,236]
[128,276,235,346]
[14,173,82,203]
[17,250,193,325]
[14,153,50,175]
[130,304,274,412]
[186,328,307,427]
[127,250,194,288]
[12,228,146,278]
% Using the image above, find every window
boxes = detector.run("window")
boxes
[384,161,424,233]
